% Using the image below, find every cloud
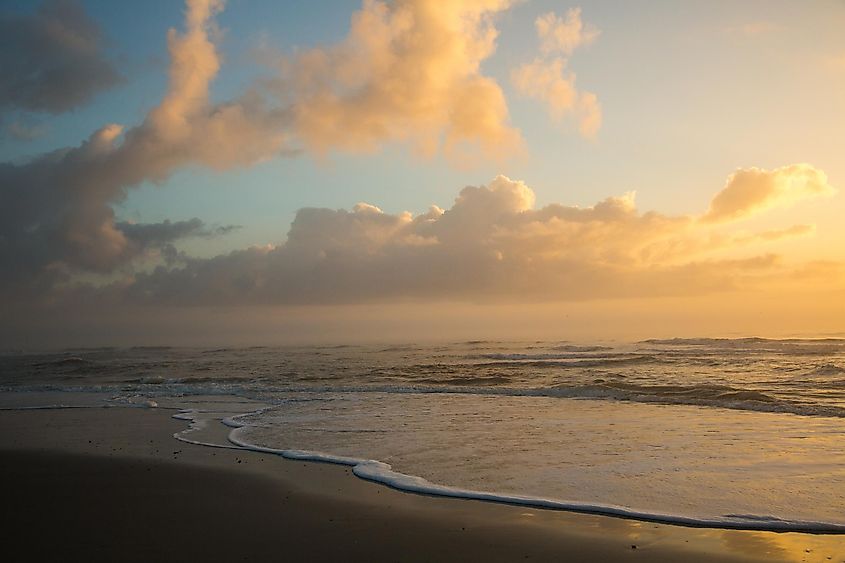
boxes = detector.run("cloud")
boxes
[701,164,836,223]
[1,2,837,315]
[1,164,838,312]
[511,58,601,138]
[0,0,288,291]
[0,0,123,114]
[732,224,814,245]
[266,0,523,161]
[511,8,601,138]
[117,218,238,248]
[64,168,829,307]
[576,91,601,139]
[3,120,48,141]
[1,0,539,294]
[112,218,239,266]
[536,8,599,56]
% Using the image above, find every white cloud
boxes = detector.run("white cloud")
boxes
[511,7,601,138]
[536,8,599,56]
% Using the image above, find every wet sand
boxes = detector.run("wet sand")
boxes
[1,407,842,562]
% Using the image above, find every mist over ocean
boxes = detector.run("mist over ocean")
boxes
[3,337,844,531]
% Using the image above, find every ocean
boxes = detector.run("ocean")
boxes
[2,338,844,532]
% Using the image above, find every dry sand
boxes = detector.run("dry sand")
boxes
[1,405,843,562]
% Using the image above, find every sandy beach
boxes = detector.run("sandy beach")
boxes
[1,405,842,562]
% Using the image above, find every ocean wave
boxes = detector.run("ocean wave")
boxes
[33,356,90,367]
[5,374,842,419]
[641,337,845,355]
[177,378,845,418]
[804,364,845,377]
[254,382,845,419]
[472,351,633,361]
[550,344,613,353]
[55,356,88,365]
[643,337,845,346]
[525,383,844,418]
[130,376,167,384]
[377,345,420,353]
[414,375,512,386]
[125,375,258,385]
[470,354,660,369]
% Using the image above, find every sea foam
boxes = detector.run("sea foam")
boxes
[219,415,845,533]
[166,403,845,534]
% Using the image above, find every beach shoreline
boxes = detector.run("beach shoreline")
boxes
[1,403,843,562]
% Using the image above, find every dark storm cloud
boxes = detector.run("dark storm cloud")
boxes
[117,219,240,249]
[0,0,123,114]
[0,0,287,296]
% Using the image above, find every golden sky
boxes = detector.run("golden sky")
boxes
[0,0,843,346]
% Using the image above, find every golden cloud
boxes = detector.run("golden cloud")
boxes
[702,164,836,223]
[272,0,523,162]
[104,168,838,306]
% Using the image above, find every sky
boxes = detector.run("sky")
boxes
[1,0,844,347]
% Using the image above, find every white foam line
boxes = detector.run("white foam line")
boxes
[164,404,845,534]
[171,406,276,450]
[173,434,242,450]
[171,408,245,450]
[6,401,844,533]
[201,412,845,534]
